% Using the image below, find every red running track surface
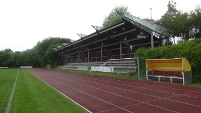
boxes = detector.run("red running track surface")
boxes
[28,68,201,113]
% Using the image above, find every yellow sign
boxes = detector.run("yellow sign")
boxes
[46,64,51,69]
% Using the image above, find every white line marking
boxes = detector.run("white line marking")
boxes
[54,73,201,109]
[65,73,201,99]
[53,75,179,113]
[30,72,92,113]
[31,69,201,113]
[77,75,201,107]
[5,70,19,113]
[72,73,194,92]
[42,74,133,113]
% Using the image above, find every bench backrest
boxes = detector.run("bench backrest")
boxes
[152,70,182,77]
[146,58,191,72]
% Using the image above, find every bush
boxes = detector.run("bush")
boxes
[186,43,201,83]
[135,38,201,83]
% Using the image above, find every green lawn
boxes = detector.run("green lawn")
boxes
[55,68,140,80]
[0,69,87,113]
[192,83,201,88]
[0,69,18,113]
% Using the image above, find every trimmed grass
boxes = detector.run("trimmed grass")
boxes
[55,68,139,80]
[0,69,87,113]
[192,83,201,88]
[0,69,18,113]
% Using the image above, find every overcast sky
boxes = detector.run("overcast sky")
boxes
[0,0,200,51]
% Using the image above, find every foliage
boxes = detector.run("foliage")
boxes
[0,49,13,66]
[35,37,71,67]
[167,0,178,14]
[0,37,71,68]
[186,43,201,83]
[102,6,131,28]
[44,44,62,68]
[135,38,201,83]
[190,5,201,38]
[158,0,201,40]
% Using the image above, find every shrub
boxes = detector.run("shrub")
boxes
[186,43,201,83]
[135,38,201,83]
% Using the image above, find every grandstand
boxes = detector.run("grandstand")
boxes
[56,14,169,73]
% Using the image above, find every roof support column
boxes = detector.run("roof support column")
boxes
[151,32,154,48]
[101,45,103,61]
[77,49,80,63]
[87,47,89,62]
[120,41,122,59]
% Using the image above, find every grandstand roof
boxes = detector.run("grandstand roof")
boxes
[123,14,169,37]
[56,14,169,52]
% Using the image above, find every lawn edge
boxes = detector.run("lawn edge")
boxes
[29,71,92,113]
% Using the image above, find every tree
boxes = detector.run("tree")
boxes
[159,0,191,41]
[0,49,13,66]
[190,5,201,38]
[167,0,178,14]
[102,6,131,28]
[44,44,62,68]
[35,37,71,67]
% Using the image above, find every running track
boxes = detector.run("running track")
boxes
[28,68,201,113]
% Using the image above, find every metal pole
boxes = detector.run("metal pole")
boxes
[110,59,111,76]
[150,8,152,20]
[137,57,140,80]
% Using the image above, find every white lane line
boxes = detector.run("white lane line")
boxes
[66,73,201,97]
[71,74,201,100]
[71,73,193,92]
[42,74,133,113]
[33,70,201,112]
[53,75,179,113]
[30,72,92,113]
[56,74,201,108]
[5,71,19,113]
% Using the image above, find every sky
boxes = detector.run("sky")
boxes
[0,0,200,51]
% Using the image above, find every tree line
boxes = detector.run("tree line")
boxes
[0,37,71,68]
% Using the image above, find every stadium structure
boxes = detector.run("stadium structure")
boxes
[55,14,169,73]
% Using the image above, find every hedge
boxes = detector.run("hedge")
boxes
[135,38,201,83]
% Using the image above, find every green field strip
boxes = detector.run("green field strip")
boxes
[0,69,87,113]
[5,71,19,113]
[0,69,19,113]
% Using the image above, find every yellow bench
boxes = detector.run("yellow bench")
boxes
[146,58,192,85]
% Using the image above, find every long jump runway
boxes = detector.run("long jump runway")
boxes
[28,69,201,113]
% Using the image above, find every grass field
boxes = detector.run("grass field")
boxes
[55,68,140,80]
[0,69,87,113]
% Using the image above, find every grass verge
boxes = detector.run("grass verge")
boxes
[0,69,18,113]
[54,68,139,80]
[192,83,201,88]
[0,69,87,113]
